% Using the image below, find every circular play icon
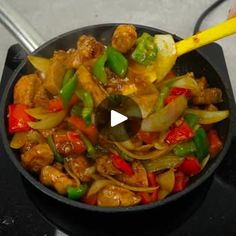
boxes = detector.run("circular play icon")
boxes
[95,94,142,142]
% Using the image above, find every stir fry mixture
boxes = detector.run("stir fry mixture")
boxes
[8,25,229,207]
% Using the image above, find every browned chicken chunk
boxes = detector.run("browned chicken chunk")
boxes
[52,49,81,69]
[196,76,208,90]
[69,156,91,182]
[116,161,148,187]
[38,128,56,139]
[112,25,137,53]
[97,185,141,207]
[21,143,54,173]
[96,155,122,176]
[43,60,66,95]
[33,85,50,108]
[192,88,222,105]
[77,35,104,63]
[14,74,42,106]
[20,130,46,153]
[40,166,75,195]
[76,65,107,106]
[117,161,148,187]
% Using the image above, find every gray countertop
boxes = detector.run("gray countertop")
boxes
[0,0,235,96]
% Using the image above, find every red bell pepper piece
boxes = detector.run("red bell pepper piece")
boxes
[147,172,157,187]
[48,95,79,112]
[8,104,34,134]
[170,87,192,97]
[67,116,98,144]
[178,156,201,176]
[81,194,97,205]
[207,129,223,157]
[164,95,178,105]
[172,172,189,193]
[165,122,194,145]
[165,87,191,105]
[139,172,159,204]
[137,130,159,144]
[147,172,159,201]
[111,153,134,176]
[139,192,154,204]
[48,98,63,112]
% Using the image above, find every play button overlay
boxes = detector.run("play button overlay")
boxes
[111,110,128,127]
[95,94,142,142]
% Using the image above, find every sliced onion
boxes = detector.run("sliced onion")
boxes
[87,179,112,197]
[157,169,175,192]
[120,140,136,150]
[185,109,229,124]
[114,142,174,160]
[10,131,28,149]
[102,174,159,192]
[157,169,175,200]
[152,34,177,83]
[64,161,80,187]
[135,144,153,152]
[201,154,210,170]
[28,55,51,73]
[143,155,184,172]
[28,110,67,129]
[171,73,201,96]
[141,95,187,132]
[26,107,51,119]
[121,140,153,152]
[154,141,168,150]
[158,189,170,200]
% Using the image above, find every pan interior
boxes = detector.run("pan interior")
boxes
[0,24,231,212]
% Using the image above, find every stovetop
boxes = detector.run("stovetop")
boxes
[0,44,236,236]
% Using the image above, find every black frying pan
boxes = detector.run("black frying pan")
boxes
[0,2,234,213]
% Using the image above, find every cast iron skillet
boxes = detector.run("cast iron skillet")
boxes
[0,4,233,213]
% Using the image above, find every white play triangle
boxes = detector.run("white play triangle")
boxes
[110,110,128,127]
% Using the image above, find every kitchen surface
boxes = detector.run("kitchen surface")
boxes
[0,1,236,236]
[0,0,235,96]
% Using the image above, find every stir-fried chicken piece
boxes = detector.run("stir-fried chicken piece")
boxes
[97,184,141,207]
[116,161,148,187]
[112,25,137,53]
[21,143,53,173]
[40,166,75,195]
[69,156,91,182]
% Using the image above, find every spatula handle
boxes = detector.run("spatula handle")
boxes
[0,1,45,53]
[176,17,236,57]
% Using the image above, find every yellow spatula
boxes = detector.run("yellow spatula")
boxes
[150,17,236,83]
[176,17,236,57]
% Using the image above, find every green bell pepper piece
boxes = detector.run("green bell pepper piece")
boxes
[47,135,64,163]
[107,46,128,77]
[92,53,108,85]
[76,90,94,126]
[193,127,209,161]
[60,73,77,107]
[131,32,158,65]
[155,86,169,110]
[173,141,197,157]
[184,113,198,128]
[79,131,96,159]
[67,184,88,200]
[62,69,75,87]
[71,104,83,116]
